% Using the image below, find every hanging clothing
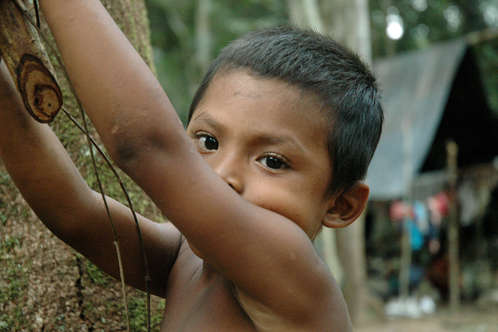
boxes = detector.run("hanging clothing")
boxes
[413,200,430,235]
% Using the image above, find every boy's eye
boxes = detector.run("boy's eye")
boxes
[197,134,219,151]
[258,155,288,170]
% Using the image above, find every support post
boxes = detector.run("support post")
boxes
[399,116,413,300]
[446,140,460,313]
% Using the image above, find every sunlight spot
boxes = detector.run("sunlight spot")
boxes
[411,0,428,12]
[386,14,404,40]
[444,5,462,31]
[481,2,498,27]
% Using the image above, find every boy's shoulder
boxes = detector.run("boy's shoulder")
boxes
[165,236,351,332]
[232,258,351,331]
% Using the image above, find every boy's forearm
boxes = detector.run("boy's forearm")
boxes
[40,0,186,164]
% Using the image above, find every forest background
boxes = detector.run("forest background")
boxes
[0,0,496,331]
[148,0,497,122]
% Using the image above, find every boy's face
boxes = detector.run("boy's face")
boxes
[187,70,333,239]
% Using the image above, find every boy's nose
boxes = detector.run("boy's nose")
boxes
[212,153,244,194]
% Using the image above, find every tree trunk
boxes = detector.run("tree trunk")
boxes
[287,0,343,286]
[195,0,212,74]
[321,0,373,325]
[0,1,158,330]
[288,0,375,325]
[335,215,369,324]
[321,0,372,63]
[288,0,325,33]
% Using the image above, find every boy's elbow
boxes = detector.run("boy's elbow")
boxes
[107,127,150,168]
[111,141,145,176]
[105,109,187,170]
[113,140,140,166]
[110,129,171,171]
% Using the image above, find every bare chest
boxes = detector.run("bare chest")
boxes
[159,264,256,332]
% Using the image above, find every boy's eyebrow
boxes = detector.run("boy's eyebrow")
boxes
[251,134,305,153]
[191,112,306,153]
[191,112,223,132]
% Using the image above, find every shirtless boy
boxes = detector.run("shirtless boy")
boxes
[0,1,383,331]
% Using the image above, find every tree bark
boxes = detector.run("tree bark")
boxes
[0,1,157,330]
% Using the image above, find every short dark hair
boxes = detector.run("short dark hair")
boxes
[188,26,383,194]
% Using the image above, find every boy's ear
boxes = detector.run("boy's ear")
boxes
[322,182,369,228]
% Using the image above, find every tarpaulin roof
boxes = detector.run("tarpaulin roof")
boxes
[366,39,468,200]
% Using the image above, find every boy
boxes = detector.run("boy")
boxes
[0,0,382,331]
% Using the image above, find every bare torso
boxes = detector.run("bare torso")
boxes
[160,238,350,332]
[160,239,256,331]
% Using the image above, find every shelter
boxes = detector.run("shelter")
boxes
[367,37,498,201]
[364,37,498,304]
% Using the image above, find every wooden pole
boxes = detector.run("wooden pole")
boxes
[446,140,460,312]
[399,117,413,300]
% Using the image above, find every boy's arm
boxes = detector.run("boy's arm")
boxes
[0,59,181,297]
[41,0,342,326]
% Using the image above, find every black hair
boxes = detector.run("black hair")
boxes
[188,26,383,194]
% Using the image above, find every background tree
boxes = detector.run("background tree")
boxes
[321,0,374,324]
[287,0,345,300]
[146,0,287,121]
[0,1,164,330]
[287,0,375,324]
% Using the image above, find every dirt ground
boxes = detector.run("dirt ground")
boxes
[356,306,498,332]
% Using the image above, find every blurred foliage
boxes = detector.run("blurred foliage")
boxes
[474,39,498,111]
[369,0,498,110]
[370,0,494,55]
[146,0,497,118]
[146,0,287,122]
